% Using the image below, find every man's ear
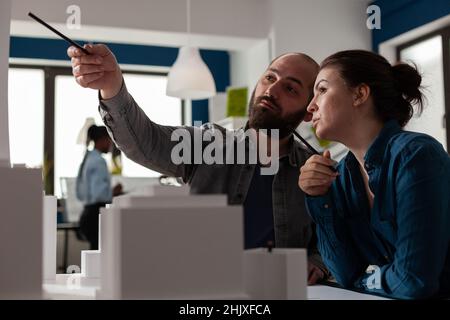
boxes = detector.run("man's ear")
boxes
[303,112,313,122]
[353,83,370,107]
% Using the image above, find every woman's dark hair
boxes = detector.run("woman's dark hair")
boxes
[86,125,109,145]
[320,50,424,127]
[79,125,110,174]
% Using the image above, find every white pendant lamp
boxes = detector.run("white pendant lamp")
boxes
[166,0,216,100]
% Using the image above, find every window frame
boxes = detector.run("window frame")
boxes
[396,25,450,152]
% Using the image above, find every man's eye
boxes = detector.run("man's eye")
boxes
[287,86,297,94]
[265,75,274,81]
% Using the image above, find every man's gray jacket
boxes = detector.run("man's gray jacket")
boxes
[98,82,327,271]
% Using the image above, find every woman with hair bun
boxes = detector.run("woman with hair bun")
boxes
[298,50,450,299]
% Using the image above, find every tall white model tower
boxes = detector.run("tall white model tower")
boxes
[0,0,44,299]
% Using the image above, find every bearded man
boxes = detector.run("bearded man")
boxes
[68,45,328,284]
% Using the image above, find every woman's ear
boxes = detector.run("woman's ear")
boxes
[353,83,370,107]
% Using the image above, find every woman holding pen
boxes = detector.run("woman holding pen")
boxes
[299,50,450,299]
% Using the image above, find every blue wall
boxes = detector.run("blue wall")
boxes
[9,36,230,124]
[372,0,450,51]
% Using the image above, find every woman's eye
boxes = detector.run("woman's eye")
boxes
[318,87,327,94]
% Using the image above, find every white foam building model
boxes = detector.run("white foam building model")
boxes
[81,215,102,280]
[78,183,308,300]
[0,165,44,299]
[244,248,307,299]
[81,250,101,279]
[0,0,46,300]
[94,184,246,299]
[43,195,57,281]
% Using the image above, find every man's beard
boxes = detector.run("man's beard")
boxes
[248,90,307,139]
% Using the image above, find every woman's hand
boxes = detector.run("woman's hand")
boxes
[299,150,338,196]
[308,261,326,285]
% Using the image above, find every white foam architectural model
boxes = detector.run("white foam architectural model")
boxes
[0,166,43,299]
[81,215,102,280]
[96,185,246,299]
[43,195,57,281]
[76,183,309,299]
[81,250,101,278]
[244,248,307,299]
[0,1,45,299]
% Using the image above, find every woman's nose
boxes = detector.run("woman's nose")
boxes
[307,96,318,113]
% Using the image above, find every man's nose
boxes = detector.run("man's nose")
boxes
[265,81,281,98]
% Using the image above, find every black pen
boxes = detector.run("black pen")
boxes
[291,129,338,172]
[28,12,90,55]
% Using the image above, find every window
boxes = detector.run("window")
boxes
[53,72,182,196]
[8,68,45,167]
[397,26,450,152]
[121,73,182,177]
[54,75,101,197]
[400,36,446,149]
[8,65,183,196]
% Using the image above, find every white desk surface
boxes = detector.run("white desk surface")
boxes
[43,274,388,300]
